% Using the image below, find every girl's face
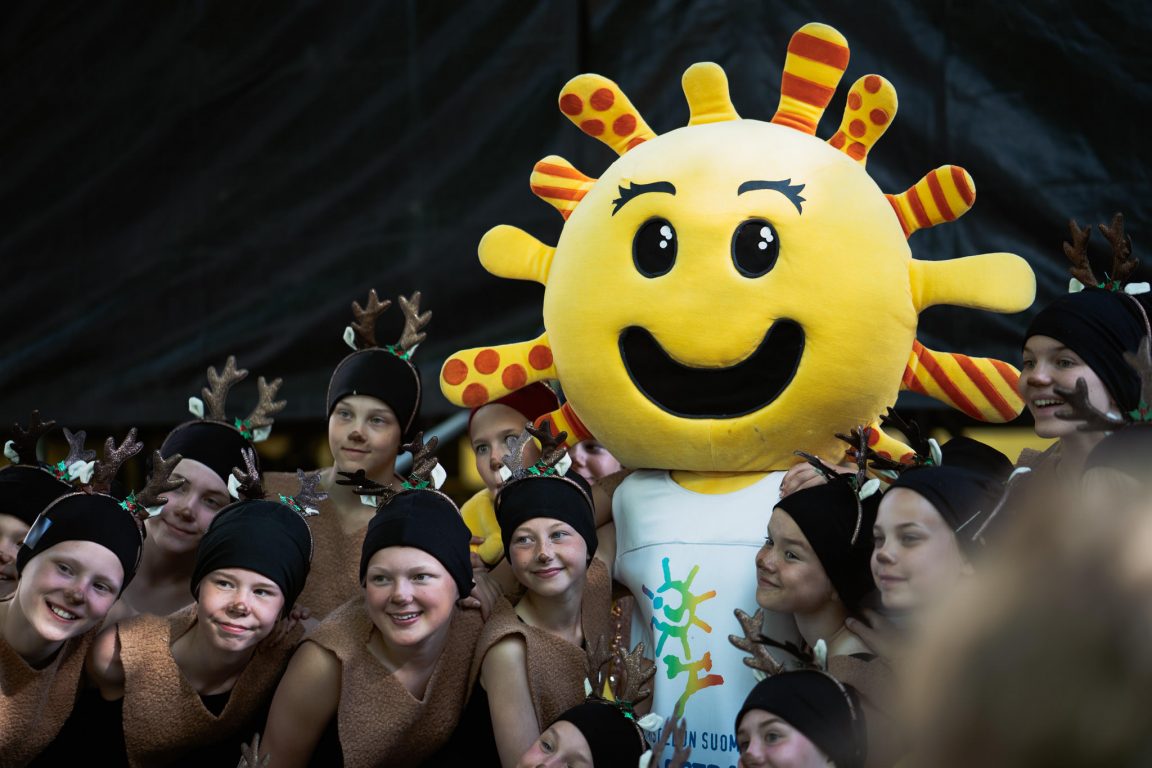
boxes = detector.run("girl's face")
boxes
[1019,335,1117,439]
[329,395,403,482]
[508,517,589,599]
[15,540,123,644]
[364,546,457,651]
[146,458,231,556]
[470,404,539,495]
[0,513,30,597]
[569,440,623,484]
[737,710,830,768]
[515,721,593,768]
[195,567,285,653]
[872,488,972,612]
[755,509,836,614]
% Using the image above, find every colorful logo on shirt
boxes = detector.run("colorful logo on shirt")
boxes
[642,556,724,717]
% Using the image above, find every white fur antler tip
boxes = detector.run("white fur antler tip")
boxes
[68,460,95,484]
[188,396,205,419]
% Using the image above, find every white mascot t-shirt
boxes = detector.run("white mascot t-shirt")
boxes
[614,469,792,768]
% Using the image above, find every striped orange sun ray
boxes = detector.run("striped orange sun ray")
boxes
[901,340,1022,422]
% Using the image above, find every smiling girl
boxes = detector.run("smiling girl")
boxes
[868,437,1012,615]
[756,479,878,664]
[1017,215,1151,484]
[734,671,865,768]
[1,431,160,767]
[449,428,611,767]
[262,290,430,619]
[257,441,483,768]
[106,358,284,626]
[66,472,314,767]
[0,413,76,601]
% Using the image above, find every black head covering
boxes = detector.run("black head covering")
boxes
[888,437,1013,553]
[160,421,255,486]
[495,470,596,563]
[554,701,646,766]
[17,492,144,592]
[773,482,878,610]
[189,499,313,615]
[1025,289,1152,413]
[0,465,73,526]
[736,671,866,768]
[327,349,422,440]
[359,489,472,598]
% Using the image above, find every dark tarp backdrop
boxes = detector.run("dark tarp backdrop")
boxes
[1,0,1149,452]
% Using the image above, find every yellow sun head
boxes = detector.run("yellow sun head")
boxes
[441,23,1035,472]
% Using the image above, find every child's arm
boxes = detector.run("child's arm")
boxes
[259,641,341,768]
[86,624,126,700]
[480,636,540,768]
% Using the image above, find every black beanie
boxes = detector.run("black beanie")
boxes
[774,482,878,611]
[17,492,144,592]
[190,500,313,615]
[326,349,422,439]
[735,671,866,768]
[888,437,1013,552]
[1025,289,1152,413]
[555,701,646,766]
[160,421,255,485]
[359,489,473,599]
[0,465,73,526]
[495,471,596,563]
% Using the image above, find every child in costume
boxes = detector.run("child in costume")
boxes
[463,382,559,567]
[262,290,430,619]
[257,435,483,768]
[0,412,76,600]
[867,425,1013,614]
[1,430,170,768]
[1041,332,1152,515]
[455,425,612,766]
[516,701,649,768]
[568,439,623,485]
[107,357,283,624]
[1017,214,1150,482]
[755,460,879,665]
[65,452,315,768]
[514,642,681,768]
[735,671,866,768]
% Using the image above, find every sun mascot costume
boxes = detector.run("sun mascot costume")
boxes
[442,22,1034,763]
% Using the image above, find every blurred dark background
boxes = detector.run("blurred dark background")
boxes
[2,0,1149,486]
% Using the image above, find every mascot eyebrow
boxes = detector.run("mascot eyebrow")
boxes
[737,179,806,214]
[611,180,676,215]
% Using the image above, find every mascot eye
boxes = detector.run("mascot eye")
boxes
[633,218,677,277]
[731,218,780,277]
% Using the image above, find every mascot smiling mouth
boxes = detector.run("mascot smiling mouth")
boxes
[619,320,805,418]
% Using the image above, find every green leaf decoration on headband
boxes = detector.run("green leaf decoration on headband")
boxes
[335,433,440,509]
[499,419,571,484]
[1128,401,1152,423]
[119,491,139,514]
[234,417,254,440]
[384,344,414,361]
